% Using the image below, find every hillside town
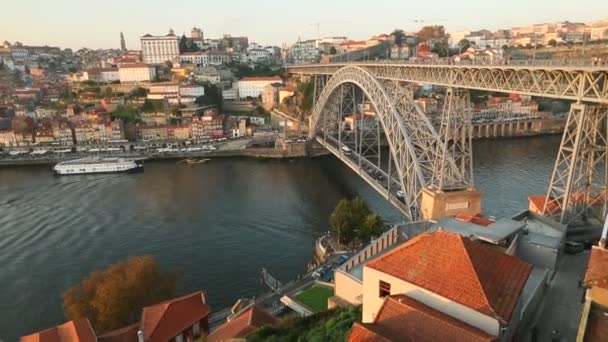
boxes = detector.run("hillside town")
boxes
[3,13,608,342]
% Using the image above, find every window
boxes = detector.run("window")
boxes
[379,280,391,298]
[193,322,200,335]
[175,334,183,342]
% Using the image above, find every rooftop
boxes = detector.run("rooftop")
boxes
[347,295,495,342]
[20,319,96,342]
[98,323,139,342]
[240,76,282,82]
[140,290,210,342]
[207,305,277,342]
[584,246,608,289]
[365,230,533,323]
[429,216,524,244]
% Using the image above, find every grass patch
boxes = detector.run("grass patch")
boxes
[295,286,334,313]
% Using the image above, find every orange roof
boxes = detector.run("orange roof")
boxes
[119,63,152,69]
[585,247,608,289]
[365,230,532,323]
[98,323,139,342]
[207,305,278,342]
[528,195,559,215]
[240,76,282,82]
[348,323,392,342]
[348,295,495,342]
[140,291,210,342]
[20,319,96,342]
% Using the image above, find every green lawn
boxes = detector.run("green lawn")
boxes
[295,286,334,313]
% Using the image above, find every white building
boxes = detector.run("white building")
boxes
[237,77,282,100]
[247,49,273,63]
[141,31,180,64]
[179,85,205,97]
[10,48,29,61]
[222,88,238,101]
[290,40,319,65]
[180,51,205,65]
[147,83,180,100]
[119,64,157,83]
[87,67,120,83]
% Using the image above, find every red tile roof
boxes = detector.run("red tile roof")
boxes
[207,305,278,342]
[140,291,210,342]
[347,323,392,342]
[119,63,152,69]
[98,323,139,342]
[454,213,495,227]
[240,76,282,82]
[365,230,532,323]
[584,246,608,289]
[347,295,495,342]
[20,319,96,342]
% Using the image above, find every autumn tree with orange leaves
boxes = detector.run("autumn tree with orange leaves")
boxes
[63,255,177,333]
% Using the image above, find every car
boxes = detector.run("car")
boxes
[564,241,584,255]
[340,145,352,155]
[396,191,405,199]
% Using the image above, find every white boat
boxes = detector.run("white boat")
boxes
[53,157,143,175]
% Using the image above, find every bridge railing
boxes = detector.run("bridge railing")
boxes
[288,57,607,68]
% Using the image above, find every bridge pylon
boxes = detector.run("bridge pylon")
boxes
[421,88,481,222]
[543,103,608,225]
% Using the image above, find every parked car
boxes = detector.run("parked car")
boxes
[565,241,584,254]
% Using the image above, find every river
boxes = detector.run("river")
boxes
[0,135,560,341]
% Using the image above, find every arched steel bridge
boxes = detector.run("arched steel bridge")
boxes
[288,62,608,224]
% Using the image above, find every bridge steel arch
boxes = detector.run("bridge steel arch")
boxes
[309,66,464,219]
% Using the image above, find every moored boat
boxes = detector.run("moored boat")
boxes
[53,157,144,175]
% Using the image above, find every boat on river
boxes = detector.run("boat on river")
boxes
[53,157,144,175]
[179,158,210,165]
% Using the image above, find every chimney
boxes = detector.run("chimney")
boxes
[137,330,144,342]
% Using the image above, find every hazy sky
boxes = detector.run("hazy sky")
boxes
[1,0,606,50]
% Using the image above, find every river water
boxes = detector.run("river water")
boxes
[0,136,560,340]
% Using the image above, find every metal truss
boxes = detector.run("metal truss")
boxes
[544,104,608,224]
[289,63,608,104]
[431,88,474,191]
[309,66,465,220]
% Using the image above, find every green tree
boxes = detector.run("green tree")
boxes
[548,39,557,47]
[142,99,164,113]
[63,255,177,333]
[297,80,314,114]
[179,34,189,53]
[329,46,338,55]
[111,105,139,123]
[130,87,147,98]
[458,39,471,53]
[391,29,406,46]
[104,87,113,98]
[329,197,385,246]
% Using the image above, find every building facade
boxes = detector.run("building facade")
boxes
[141,31,180,64]
[119,64,156,83]
[238,77,282,100]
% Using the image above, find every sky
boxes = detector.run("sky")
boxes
[1,0,607,50]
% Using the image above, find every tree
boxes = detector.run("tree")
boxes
[329,197,386,246]
[391,29,406,46]
[111,105,139,123]
[329,46,338,55]
[458,39,471,53]
[104,87,113,98]
[142,99,164,113]
[179,34,189,53]
[63,255,177,333]
[417,25,446,43]
[548,39,557,47]
[130,87,147,98]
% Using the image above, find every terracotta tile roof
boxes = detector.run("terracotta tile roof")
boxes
[240,76,282,82]
[584,246,608,289]
[455,213,495,227]
[365,230,532,323]
[348,295,495,342]
[207,305,278,342]
[347,323,392,342]
[119,63,152,69]
[20,319,96,342]
[98,323,139,342]
[140,291,210,342]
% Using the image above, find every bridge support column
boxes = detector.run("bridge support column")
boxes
[543,104,608,224]
[420,188,483,222]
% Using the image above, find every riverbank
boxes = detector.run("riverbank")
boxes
[0,148,331,167]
